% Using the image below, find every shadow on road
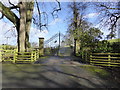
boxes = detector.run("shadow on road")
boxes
[2,63,119,88]
[2,46,119,88]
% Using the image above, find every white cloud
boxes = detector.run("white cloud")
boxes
[49,18,61,26]
[0,19,48,45]
[83,13,100,18]
[29,27,48,42]
[37,30,48,37]
[33,6,39,15]
[0,20,17,45]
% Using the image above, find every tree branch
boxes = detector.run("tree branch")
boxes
[34,0,48,31]
[52,0,61,18]
[96,3,120,38]
[8,0,19,11]
[35,0,42,30]
[100,4,120,10]
[0,2,19,27]
[9,5,19,9]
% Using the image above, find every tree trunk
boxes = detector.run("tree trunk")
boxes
[18,0,34,52]
[0,1,34,52]
[25,1,34,51]
[19,1,26,52]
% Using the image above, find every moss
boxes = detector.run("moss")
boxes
[81,65,110,79]
[40,56,49,59]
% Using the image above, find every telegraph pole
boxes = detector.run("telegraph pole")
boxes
[59,31,60,49]
[58,31,60,56]
[5,37,10,45]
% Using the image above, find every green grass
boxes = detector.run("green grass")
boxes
[80,65,110,79]
[107,38,120,43]
[40,56,49,59]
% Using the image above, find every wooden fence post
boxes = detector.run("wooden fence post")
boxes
[13,49,17,63]
[31,51,33,62]
[108,54,111,67]
[39,38,44,56]
[34,51,36,61]
[2,50,5,62]
[37,50,39,59]
[90,54,92,65]
[0,49,2,62]
[35,50,38,59]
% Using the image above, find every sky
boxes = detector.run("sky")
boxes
[0,0,119,46]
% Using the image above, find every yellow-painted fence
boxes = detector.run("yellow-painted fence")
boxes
[0,49,40,63]
[90,53,120,67]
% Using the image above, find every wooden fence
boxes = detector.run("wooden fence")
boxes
[0,49,15,62]
[90,53,120,67]
[81,51,90,63]
[0,49,40,63]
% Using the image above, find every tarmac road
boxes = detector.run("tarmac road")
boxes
[2,57,119,88]
[2,47,120,88]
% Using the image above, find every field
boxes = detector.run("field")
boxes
[107,38,120,43]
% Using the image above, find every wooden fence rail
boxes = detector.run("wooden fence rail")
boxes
[90,53,120,67]
[0,49,40,63]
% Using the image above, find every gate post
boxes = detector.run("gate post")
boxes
[74,39,77,56]
[31,51,34,62]
[90,54,93,65]
[13,49,17,63]
[39,37,44,56]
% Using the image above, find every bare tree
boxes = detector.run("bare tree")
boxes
[0,0,61,52]
[67,2,89,55]
[0,0,34,52]
[95,2,120,39]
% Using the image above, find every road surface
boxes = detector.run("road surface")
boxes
[2,47,120,88]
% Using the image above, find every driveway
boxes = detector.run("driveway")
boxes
[2,46,120,88]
